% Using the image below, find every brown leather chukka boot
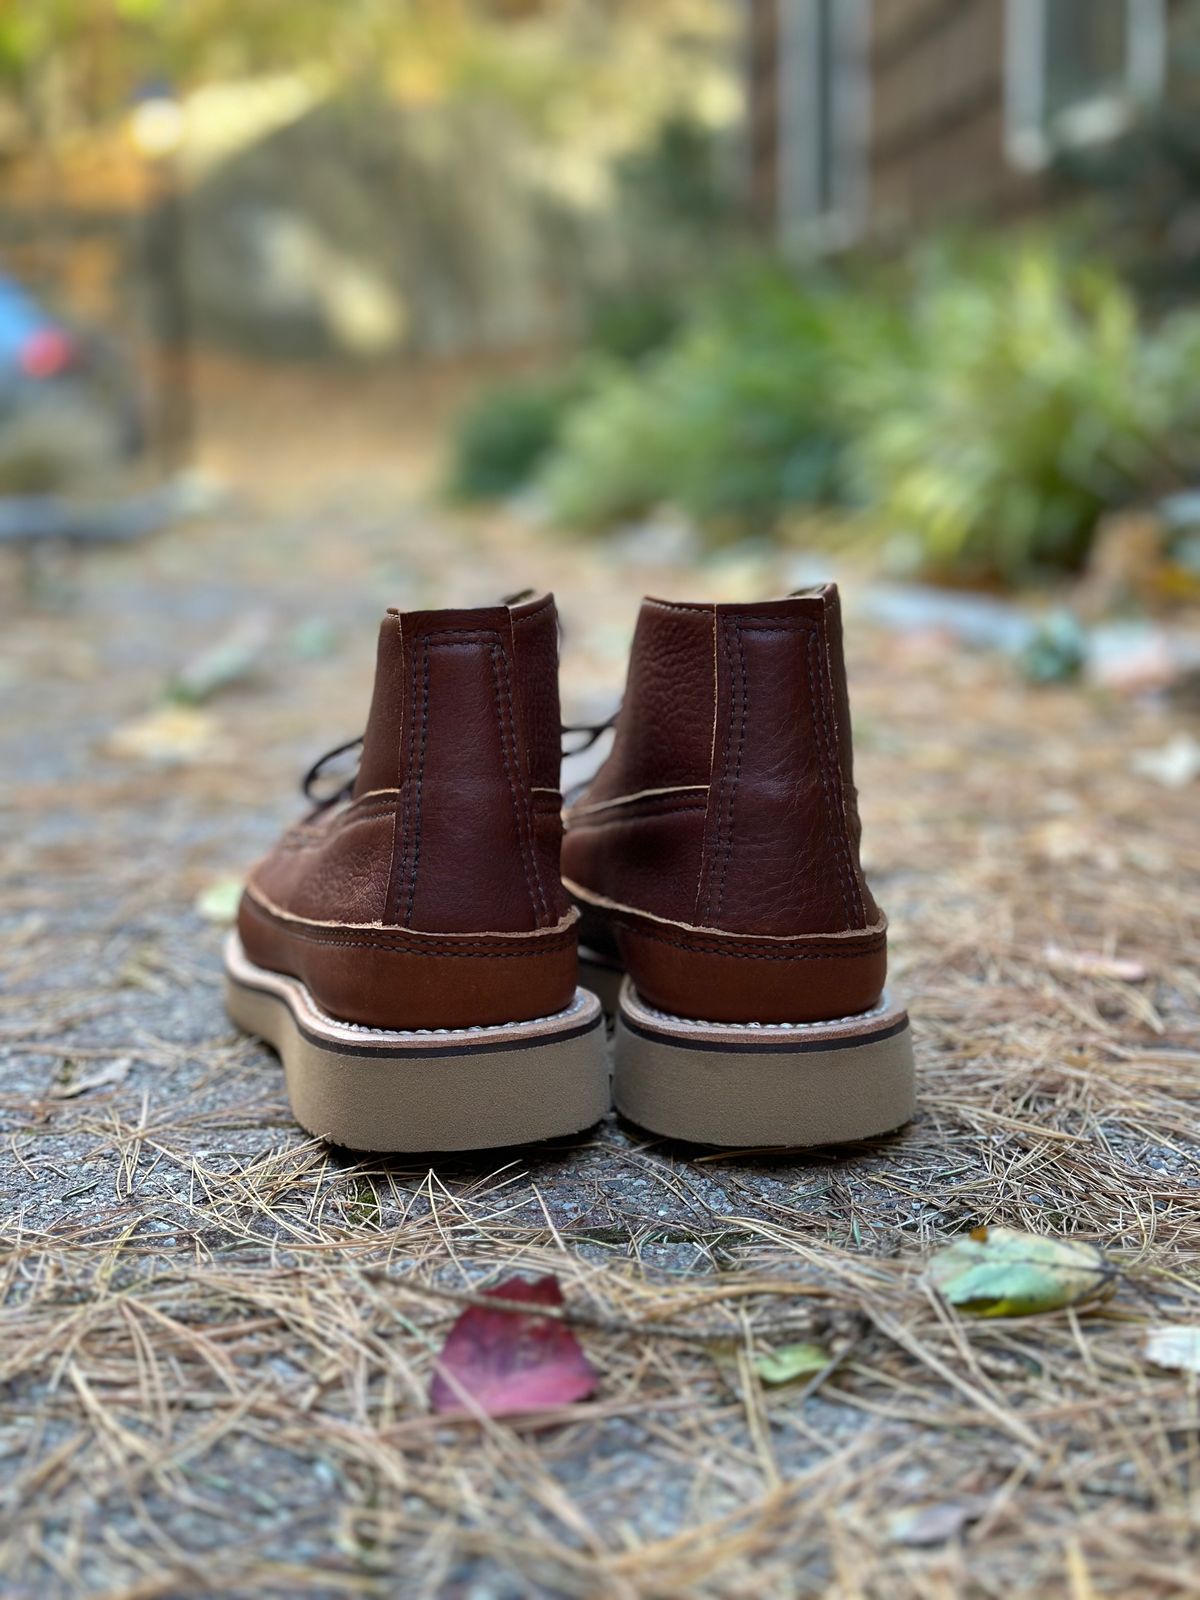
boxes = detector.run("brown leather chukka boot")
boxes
[562,586,914,1147]
[225,594,608,1152]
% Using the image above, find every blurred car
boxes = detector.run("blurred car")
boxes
[0,275,143,491]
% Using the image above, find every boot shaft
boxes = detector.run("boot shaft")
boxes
[351,593,567,933]
[565,585,877,938]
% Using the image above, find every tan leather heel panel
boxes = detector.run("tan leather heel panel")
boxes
[563,806,707,925]
[614,921,887,1025]
[237,894,577,1031]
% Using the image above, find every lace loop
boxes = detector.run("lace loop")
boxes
[301,735,364,810]
[300,713,615,810]
[561,714,617,757]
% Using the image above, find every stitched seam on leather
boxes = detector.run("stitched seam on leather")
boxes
[385,611,404,924]
[805,628,855,929]
[389,624,422,925]
[243,892,573,953]
[510,594,555,625]
[403,640,432,927]
[637,996,889,1028]
[564,875,884,942]
[809,626,863,926]
[732,617,861,932]
[622,924,884,961]
[696,616,733,921]
[565,796,709,829]
[821,606,868,924]
[389,626,503,927]
[712,620,749,922]
[490,640,550,927]
[567,783,708,819]
[263,935,569,959]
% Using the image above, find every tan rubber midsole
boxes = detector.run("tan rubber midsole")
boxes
[224,933,609,1152]
[613,980,915,1147]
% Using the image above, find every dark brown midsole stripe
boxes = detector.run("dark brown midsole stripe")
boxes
[230,973,604,1061]
[618,1011,910,1056]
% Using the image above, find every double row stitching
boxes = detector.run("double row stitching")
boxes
[403,642,432,927]
[490,642,551,927]
[695,618,732,920]
[386,624,424,924]
[805,629,860,928]
[709,619,748,922]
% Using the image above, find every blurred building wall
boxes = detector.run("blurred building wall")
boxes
[747,0,1191,254]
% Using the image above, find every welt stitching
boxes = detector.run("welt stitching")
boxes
[291,936,568,959]
[806,628,861,927]
[489,642,550,926]
[245,897,573,955]
[619,922,885,961]
[712,619,748,922]
[403,641,432,927]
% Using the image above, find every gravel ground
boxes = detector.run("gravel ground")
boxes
[1,367,1199,1598]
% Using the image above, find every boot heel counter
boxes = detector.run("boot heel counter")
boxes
[695,598,875,938]
[356,604,565,936]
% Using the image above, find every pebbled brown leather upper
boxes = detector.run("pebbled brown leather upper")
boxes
[562,586,888,1024]
[238,594,576,1031]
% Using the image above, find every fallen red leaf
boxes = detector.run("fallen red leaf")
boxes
[429,1274,598,1416]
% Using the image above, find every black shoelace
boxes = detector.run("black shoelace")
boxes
[300,712,616,814]
[301,735,364,811]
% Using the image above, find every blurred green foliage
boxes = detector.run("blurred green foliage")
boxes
[448,369,593,500]
[539,268,848,533]
[843,241,1200,580]
[452,236,1200,585]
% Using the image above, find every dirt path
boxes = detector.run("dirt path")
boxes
[2,377,1199,1597]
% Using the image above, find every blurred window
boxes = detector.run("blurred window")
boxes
[777,0,869,251]
[1006,0,1167,168]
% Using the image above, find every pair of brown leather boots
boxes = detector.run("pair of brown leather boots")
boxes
[225,586,914,1151]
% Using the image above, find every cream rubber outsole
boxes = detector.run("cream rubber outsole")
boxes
[610,979,915,1148]
[224,933,609,1152]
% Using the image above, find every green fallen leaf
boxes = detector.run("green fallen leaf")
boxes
[194,876,244,924]
[928,1226,1114,1318]
[753,1342,829,1386]
[1143,1326,1200,1374]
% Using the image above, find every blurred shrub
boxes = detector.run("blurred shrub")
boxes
[843,242,1200,581]
[539,269,851,533]
[448,370,590,500]
[451,236,1200,584]
[583,286,682,364]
